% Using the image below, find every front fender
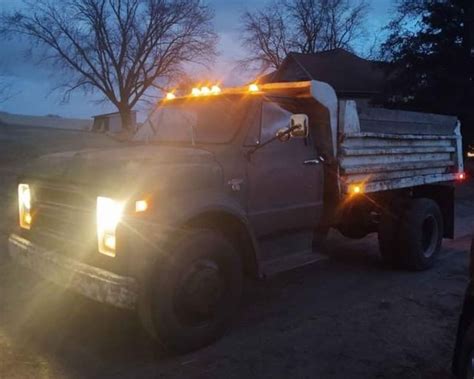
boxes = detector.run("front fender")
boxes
[168,191,248,227]
[141,189,260,272]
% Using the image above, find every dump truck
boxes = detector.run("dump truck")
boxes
[9,80,465,352]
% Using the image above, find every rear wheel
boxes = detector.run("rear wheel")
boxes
[147,229,242,353]
[398,198,443,271]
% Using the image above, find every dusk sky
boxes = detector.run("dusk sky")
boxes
[0,0,394,120]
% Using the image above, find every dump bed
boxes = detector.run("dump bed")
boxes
[337,101,464,194]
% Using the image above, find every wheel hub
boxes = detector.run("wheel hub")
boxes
[175,260,224,326]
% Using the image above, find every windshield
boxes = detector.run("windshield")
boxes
[135,97,247,144]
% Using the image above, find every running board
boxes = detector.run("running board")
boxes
[260,250,327,277]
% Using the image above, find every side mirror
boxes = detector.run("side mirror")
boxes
[290,114,309,138]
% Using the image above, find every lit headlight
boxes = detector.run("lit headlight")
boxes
[96,196,124,257]
[18,183,32,229]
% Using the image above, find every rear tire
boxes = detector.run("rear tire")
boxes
[378,197,443,270]
[147,229,242,353]
[398,198,443,271]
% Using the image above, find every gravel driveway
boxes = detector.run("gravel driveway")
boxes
[0,124,473,379]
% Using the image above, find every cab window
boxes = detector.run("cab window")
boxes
[260,102,293,142]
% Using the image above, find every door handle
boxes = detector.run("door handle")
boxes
[303,159,321,165]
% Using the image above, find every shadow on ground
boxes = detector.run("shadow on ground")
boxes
[0,234,469,379]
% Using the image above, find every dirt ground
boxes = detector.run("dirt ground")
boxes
[0,124,473,379]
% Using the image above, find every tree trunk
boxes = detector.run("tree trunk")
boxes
[115,105,134,141]
[119,106,133,132]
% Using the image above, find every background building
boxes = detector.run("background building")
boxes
[260,48,388,108]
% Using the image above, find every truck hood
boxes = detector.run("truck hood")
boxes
[22,145,223,195]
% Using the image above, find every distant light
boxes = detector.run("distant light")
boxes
[248,83,259,92]
[165,92,176,100]
[191,87,201,96]
[135,200,148,213]
[468,151,474,158]
[211,85,221,95]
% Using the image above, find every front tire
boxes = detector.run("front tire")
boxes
[148,229,242,353]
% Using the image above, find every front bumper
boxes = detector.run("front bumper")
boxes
[8,234,138,310]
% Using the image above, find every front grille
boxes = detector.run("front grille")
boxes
[20,180,132,276]
[29,183,97,255]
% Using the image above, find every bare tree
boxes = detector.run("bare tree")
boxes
[240,0,369,72]
[1,0,216,134]
[240,5,292,71]
[322,0,368,50]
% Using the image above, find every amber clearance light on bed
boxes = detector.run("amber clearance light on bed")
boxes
[349,184,364,196]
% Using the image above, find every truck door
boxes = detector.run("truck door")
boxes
[246,101,324,238]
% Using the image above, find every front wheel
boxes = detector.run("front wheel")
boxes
[147,229,242,353]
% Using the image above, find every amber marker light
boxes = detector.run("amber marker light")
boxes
[165,92,176,100]
[135,200,148,213]
[248,83,259,93]
[200,86,211,95]
[25,213,32,225]
[210,85,221,95]
[349,184,364,195]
